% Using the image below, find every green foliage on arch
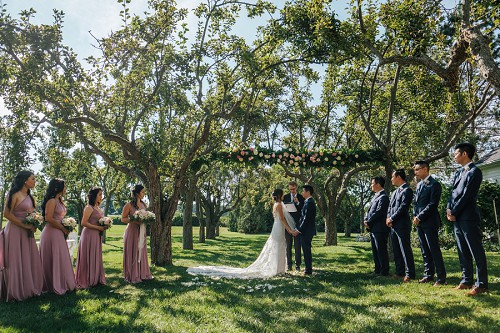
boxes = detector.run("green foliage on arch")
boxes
[193,147,385,170]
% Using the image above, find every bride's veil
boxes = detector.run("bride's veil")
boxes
[281,203,296,230]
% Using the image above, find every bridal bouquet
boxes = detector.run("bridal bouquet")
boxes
[62,217,77,235]
[131,209,156,225]
[24,211,44,238]
[98,216,113,236]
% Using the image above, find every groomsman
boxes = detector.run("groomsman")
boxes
[386,169,416,282]
[447,143,488,296]
[364,176,390,276]
[413,161,447,286]
[283,181,304,271]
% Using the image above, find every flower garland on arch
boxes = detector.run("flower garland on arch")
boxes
[192,147,385,170]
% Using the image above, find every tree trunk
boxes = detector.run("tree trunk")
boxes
[324,199,338,246]
[148,165,173,266]
[360,205,366,233]
[182,178,195,250]
[195,192,205,243]
[206,210,216,239]
[344,212,353,237]
[104,189,114,216]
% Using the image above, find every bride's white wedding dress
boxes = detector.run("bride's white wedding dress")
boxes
[187,202,296,279]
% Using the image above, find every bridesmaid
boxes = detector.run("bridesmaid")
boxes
[0,171,43,301]
[121,184,153,283]
[75,187,106,289]
[39,179,76,294]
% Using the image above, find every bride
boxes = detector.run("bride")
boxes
[187,189,297,279]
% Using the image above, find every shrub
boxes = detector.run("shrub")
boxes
[172,215,200,226]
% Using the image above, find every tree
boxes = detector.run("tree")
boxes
[0,0,292,265]
[0,110,34,226]
[197,163,245,239]
[356,0,500,94]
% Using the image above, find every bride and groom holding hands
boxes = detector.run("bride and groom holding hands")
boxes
[187,182,317,279]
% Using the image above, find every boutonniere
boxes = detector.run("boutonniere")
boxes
[424,179,430,185]
[464,165,470,172]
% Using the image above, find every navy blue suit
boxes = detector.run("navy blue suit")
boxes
[365,190,390,276]
[297,197,316,273]
[447,163,488,288]
[388,183,415,278]
[283,193,304,269]
[413,176,446,283]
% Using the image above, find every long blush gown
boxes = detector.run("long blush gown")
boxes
[0,196,43,301]
[75,207,106,288]
[123,205,153,283]
[39,200,76,294]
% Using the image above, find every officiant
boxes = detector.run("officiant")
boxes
[283,181,305,271]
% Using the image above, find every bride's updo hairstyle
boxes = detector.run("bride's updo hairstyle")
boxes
[272,189,283,202]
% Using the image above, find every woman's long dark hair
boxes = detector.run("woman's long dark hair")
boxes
[130,184,146,210]
[41,178,66,217]
[6,170,35,210]
[87,187,102,206]
[272,189,283,202]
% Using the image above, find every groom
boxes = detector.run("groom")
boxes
[294,185,317,275]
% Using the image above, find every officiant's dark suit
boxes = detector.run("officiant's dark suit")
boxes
[447,143,488,292]
[365,177,390,276]
[284,185,304,271]
[387,174,416,280]
[413,161,446,285]
[297,185,317,275]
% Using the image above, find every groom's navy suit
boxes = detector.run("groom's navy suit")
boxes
[387,183,415,279]
[297,197,316,274]
[365,190,390,276]
[447,163,488,288]
[413,176,446,283]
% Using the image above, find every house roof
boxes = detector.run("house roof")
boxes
[477,146,500,166]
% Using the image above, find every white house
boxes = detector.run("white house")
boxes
[476,147,500,184]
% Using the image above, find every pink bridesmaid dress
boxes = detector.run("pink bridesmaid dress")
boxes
[39,200,76,294]
[0,196,43,301]
[75,207,106,288]
[123,205,153,283]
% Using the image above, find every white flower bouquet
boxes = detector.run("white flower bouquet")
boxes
[24,211,44,238]
[98,216,113,229]
[131,209,156,225]
[62,217,77,233]
[98,216,113,236]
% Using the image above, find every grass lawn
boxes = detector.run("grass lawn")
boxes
[0,226,498,333]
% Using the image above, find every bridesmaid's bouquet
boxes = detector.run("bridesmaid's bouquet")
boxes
[24,211,44,238]
[131,209,156,225]
[98,216,113,236]
[62,217,77,239]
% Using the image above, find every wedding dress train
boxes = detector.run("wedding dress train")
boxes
[187,203,295,279]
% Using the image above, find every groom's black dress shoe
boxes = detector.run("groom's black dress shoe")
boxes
[295,266,301,271]
[304,270,312,275]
